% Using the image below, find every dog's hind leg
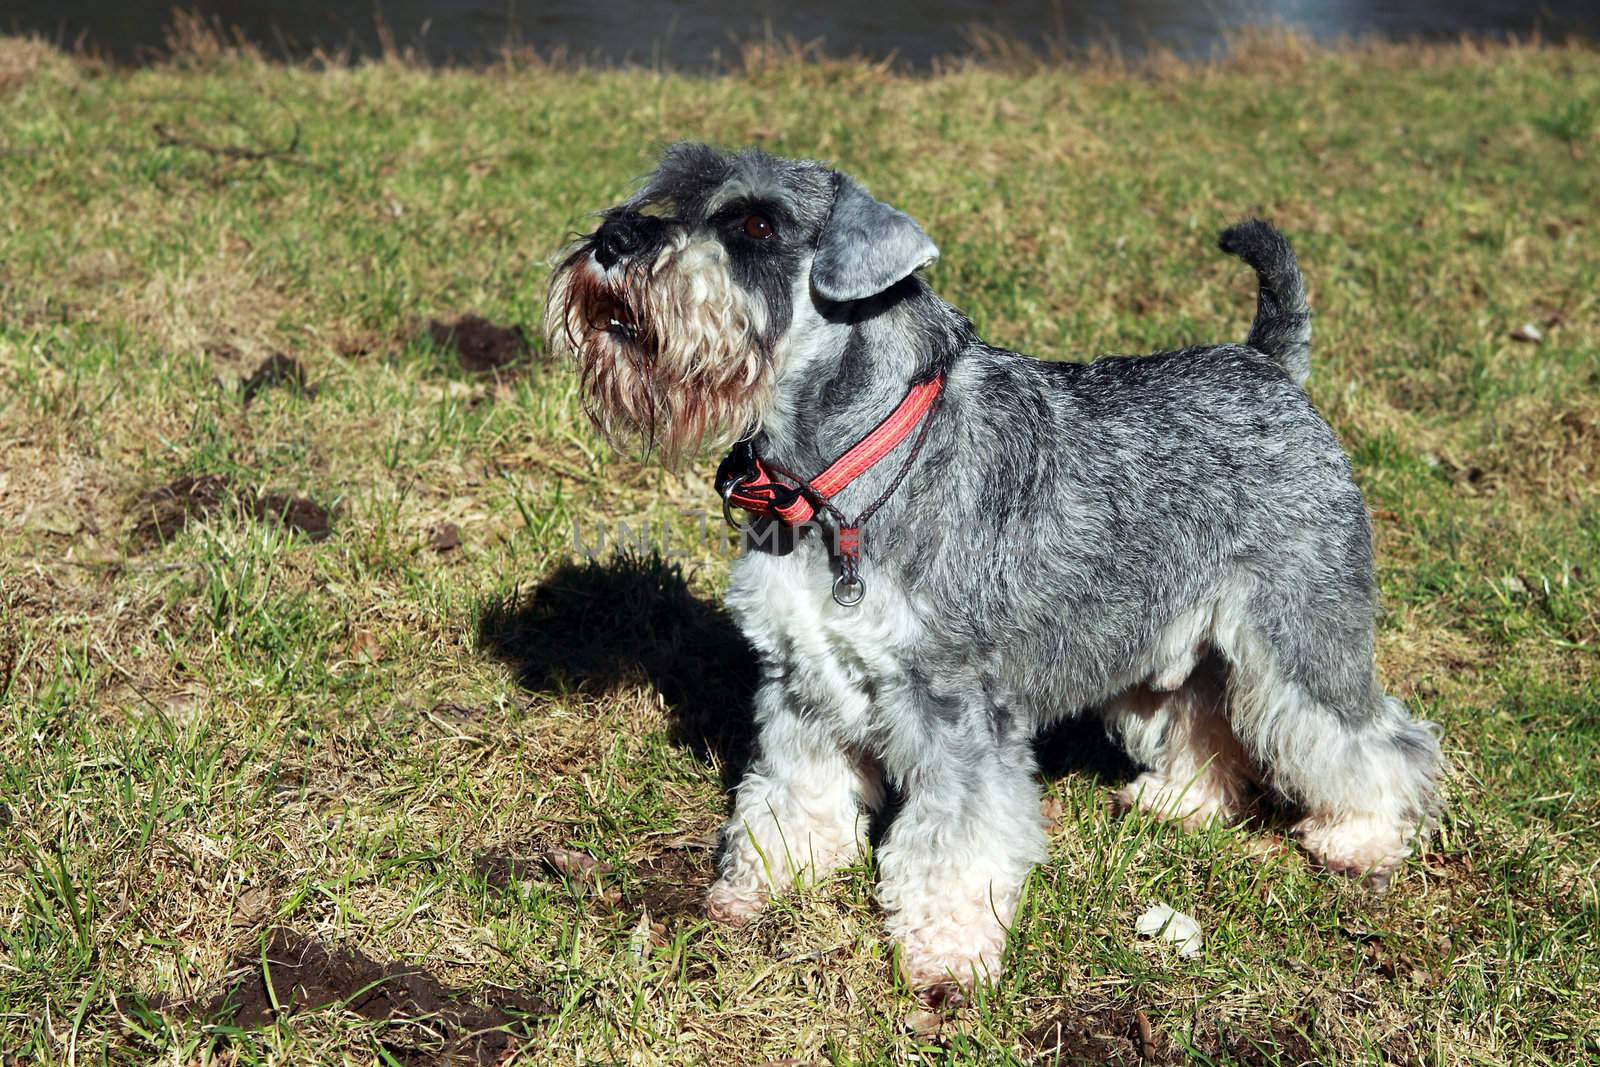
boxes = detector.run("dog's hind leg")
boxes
[1214,582,1444,889]
[706,679,882,925]
[1103,655,1254,829]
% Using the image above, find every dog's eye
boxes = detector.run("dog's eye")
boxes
[743,214,774,240]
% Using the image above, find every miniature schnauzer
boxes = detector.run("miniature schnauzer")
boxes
[545,144,1444,997]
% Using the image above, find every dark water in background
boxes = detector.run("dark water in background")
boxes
[4,1,1597,68]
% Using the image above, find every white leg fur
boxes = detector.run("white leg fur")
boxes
[1214,598,1443,888]
[706,682,881,924]
[876,740,1047,996]
[1104,666,1253,830]
[1294,806,1415,888]
[1279,695,1443,888]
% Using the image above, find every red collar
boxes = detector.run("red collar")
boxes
[716,375,944,530]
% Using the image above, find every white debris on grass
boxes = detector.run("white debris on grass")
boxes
[1136,903,1204,958]
[628,905,655,966]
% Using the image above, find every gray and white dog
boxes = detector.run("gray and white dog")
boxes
[545,143,1443,997]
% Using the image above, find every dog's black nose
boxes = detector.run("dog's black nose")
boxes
[594,211,650,270]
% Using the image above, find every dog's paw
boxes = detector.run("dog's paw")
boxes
[912,980,968,1012]
[1295,813,1411,890]
[704,879,767,925]
[896,917,1006,998]
[1114,771,1238,831]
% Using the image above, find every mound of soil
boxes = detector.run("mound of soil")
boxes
[130,474,234,545]
[428,316,530,374]
[251,490,332,540]
[130,475,332,548]
[240,353,311,406]
[197,928,551,1064]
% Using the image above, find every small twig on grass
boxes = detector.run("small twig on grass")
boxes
[774,944,846,966]
[151,118,307,165]
[149,94,315,169]
[0,622,19,701]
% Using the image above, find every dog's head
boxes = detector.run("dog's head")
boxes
[545,143,938,458]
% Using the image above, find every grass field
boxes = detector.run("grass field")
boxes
[1,28,1598,1066]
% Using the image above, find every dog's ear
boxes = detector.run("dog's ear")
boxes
[811,174,939,303]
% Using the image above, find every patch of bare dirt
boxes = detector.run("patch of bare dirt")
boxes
[1025,1007,1153,1065]
[430,523,462,552]
[633,845,714,924]
[129,475,332,548]
[473,845,612,893]
[251,491,332,540]
[471,839,711,926]
[177,928,552,1064]
[240,353,311,406]
[129,474,233,545]
[336,333,382,359]
[1022,1004,1320,1066]
[203,340,248,365]
[428,316,531,374]
[472,850,544,891]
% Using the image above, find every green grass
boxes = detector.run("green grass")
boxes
[1,29,1598,1066]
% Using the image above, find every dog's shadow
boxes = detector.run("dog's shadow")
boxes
[477,552,1135,792]
[477,553,758,786]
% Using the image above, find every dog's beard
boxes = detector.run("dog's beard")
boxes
[545,233,775,461]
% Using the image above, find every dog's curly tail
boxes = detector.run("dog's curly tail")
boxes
[1218,219,1312,387]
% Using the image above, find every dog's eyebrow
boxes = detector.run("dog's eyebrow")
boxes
[704,175,790,218]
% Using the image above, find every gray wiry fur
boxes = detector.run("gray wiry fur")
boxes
[545,144,1445,999]
[1219,219,1313,386]
[812,174,940,302]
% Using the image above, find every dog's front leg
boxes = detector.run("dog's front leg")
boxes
[706,678,881,924]
[877,718,1047,998]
